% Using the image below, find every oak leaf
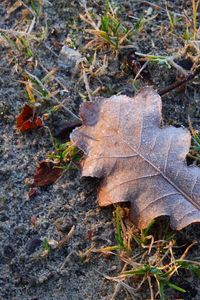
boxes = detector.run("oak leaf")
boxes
[71,87,200,230]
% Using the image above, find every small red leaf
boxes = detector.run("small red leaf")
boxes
[34,161,63,187]
[16,105,33,126]
[16,104,43,131]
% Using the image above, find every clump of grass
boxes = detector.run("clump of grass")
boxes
[0,31,34,61]
[178,0,200,43]
[164,0,199,42]
[188,117,200,164]
[21,69,57,105]
[165,4,182,33]
[80,1,133,51]
[137,0,200,75]
[0,0,47,68]
[20,67,79,120]
[0,29,47,71]
[46,140,81,170]
[76,52,108,101]
[90,207,200,300]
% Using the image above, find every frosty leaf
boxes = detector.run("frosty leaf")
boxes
[71,87,200,230]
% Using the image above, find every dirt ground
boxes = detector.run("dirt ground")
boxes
[0,0,200,299]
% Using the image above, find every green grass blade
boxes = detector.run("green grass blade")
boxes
[168,282,186,293]
[115,206,124,248]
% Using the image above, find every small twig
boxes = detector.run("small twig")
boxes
[133,61,149,81]
[168,58,189,76]
[58,225,75,248]
[158,71,199,96]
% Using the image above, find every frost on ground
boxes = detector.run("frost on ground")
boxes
[0,0,200,299]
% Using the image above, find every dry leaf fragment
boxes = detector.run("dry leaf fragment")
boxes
[71,87,200,230]
[16,104,43,131]
[34,161,63,187]
[28,187,37,199]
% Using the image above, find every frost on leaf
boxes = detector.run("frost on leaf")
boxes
[71,87,200,230]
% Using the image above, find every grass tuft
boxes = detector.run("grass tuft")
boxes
[88,207,200,299]
[80,1,133,51]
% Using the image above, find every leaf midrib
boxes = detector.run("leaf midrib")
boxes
[123,138,200,211]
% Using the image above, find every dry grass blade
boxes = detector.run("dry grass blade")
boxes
[87,207,195,299]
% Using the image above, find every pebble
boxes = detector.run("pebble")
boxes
[58,45,82,70]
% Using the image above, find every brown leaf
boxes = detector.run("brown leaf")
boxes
[34,161,63,187]
[16,104,43,131]
[71,87,200,230]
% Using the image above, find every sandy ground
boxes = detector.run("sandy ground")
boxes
[0,1,200,299]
